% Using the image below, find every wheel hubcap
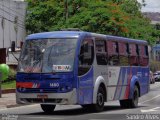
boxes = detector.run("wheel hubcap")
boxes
[97,93,104,106]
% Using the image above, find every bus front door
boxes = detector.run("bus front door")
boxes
[77,38,94,105]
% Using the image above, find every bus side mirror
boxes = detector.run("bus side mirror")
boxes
[11,41,15,52]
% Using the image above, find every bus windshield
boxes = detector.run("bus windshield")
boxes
[18,38,78,73]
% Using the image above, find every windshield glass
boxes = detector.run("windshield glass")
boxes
[18,38,77,73]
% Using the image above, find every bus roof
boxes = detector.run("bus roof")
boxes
[26,31,82,40]
[26,31,147,45]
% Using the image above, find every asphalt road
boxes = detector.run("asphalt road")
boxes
[1,82,160,120]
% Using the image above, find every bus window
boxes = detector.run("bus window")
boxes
[119,42,129,66]
[145,46,149,57]
[78,38,94,76]
[144,45,149,66]
[139,45,149,66]
[107,41,119,66]
[136,44,140,56]
[128,44,139,66]
[95,39,108,65]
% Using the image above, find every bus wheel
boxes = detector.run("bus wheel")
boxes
[92,86,105,112]
[130,85,139,108]
[119,86,139,108]
[119,100,129,108]
[41,104,56,113]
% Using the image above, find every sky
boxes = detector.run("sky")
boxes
[137,0,160,12]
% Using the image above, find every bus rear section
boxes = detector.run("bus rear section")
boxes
[93,37,149,109]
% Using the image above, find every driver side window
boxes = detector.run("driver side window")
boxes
[78,38,94,76]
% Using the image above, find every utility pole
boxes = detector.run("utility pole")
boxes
[2,0,5,48]
[1,17,5,48]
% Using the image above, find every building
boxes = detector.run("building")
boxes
[143,12,160,61]
[0,0,27,65]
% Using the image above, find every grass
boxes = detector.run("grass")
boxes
[1,81,16,90]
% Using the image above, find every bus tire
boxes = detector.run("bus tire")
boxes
[119,100,129,108]
[41,104,56,113]
[119,85,139,108]
[91,86,105,112]
[129,85,139,108]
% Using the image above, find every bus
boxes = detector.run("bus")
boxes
[16,30,150,113]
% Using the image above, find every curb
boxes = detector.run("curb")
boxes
[7,104,22,108]
[2,89,15,94]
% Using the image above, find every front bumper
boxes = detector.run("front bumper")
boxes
[16,88,77,105]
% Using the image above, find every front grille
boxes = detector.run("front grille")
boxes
[24,98,62,103]
[17,88,58,93]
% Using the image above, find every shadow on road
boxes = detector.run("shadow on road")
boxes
[27,105,146,116]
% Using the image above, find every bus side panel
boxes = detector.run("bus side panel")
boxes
[93,65,108,103]
[78,67,94,105]
[139,67,150,96]
[111,67,133,101]
[107,67,121,101]
[107,66,149,101]
[129,67,149,99]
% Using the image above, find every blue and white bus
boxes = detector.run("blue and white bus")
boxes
[16,30,149,112]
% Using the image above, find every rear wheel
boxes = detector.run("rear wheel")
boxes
[119,99,129,108]
[120,85,139,108]
[41,104,56,113]
[130,86,139,108]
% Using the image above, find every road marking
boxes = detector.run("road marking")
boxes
[23,116,63,119]
[141,107,160,113]
[139,94,160,104]
[90,119,109,120]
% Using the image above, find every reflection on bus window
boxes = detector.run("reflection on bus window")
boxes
[95,39,108,65]
[78,38,94,76]
[107,41,119,66]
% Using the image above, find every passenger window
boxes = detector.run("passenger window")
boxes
[78,38,94,76]
[107,41,119,66]
[119,42,129,66]
[95,39,108,65]
[145,46,149,57]
[139,45,149,66]
[128,44,139,66]
[136,44,140,56]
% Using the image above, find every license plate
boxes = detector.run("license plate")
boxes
[37,95,48,99]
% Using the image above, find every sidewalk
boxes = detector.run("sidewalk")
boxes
[0,93,17,109]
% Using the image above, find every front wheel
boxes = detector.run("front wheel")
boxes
[41,104,56,113]
[91,86,105,112]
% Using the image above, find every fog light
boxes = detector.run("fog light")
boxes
[18,88,21,91]
[60,87,65,91]
[66,86,71,90]
[18,87,26,92]
[22,88,26,92]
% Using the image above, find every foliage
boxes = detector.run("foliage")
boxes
[150,60,160,72]
[8,69,16,81]
[1,68,16,83]
[25,0,158,45]
[2,81,16,90]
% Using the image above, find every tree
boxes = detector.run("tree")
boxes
[25,0,157,45]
